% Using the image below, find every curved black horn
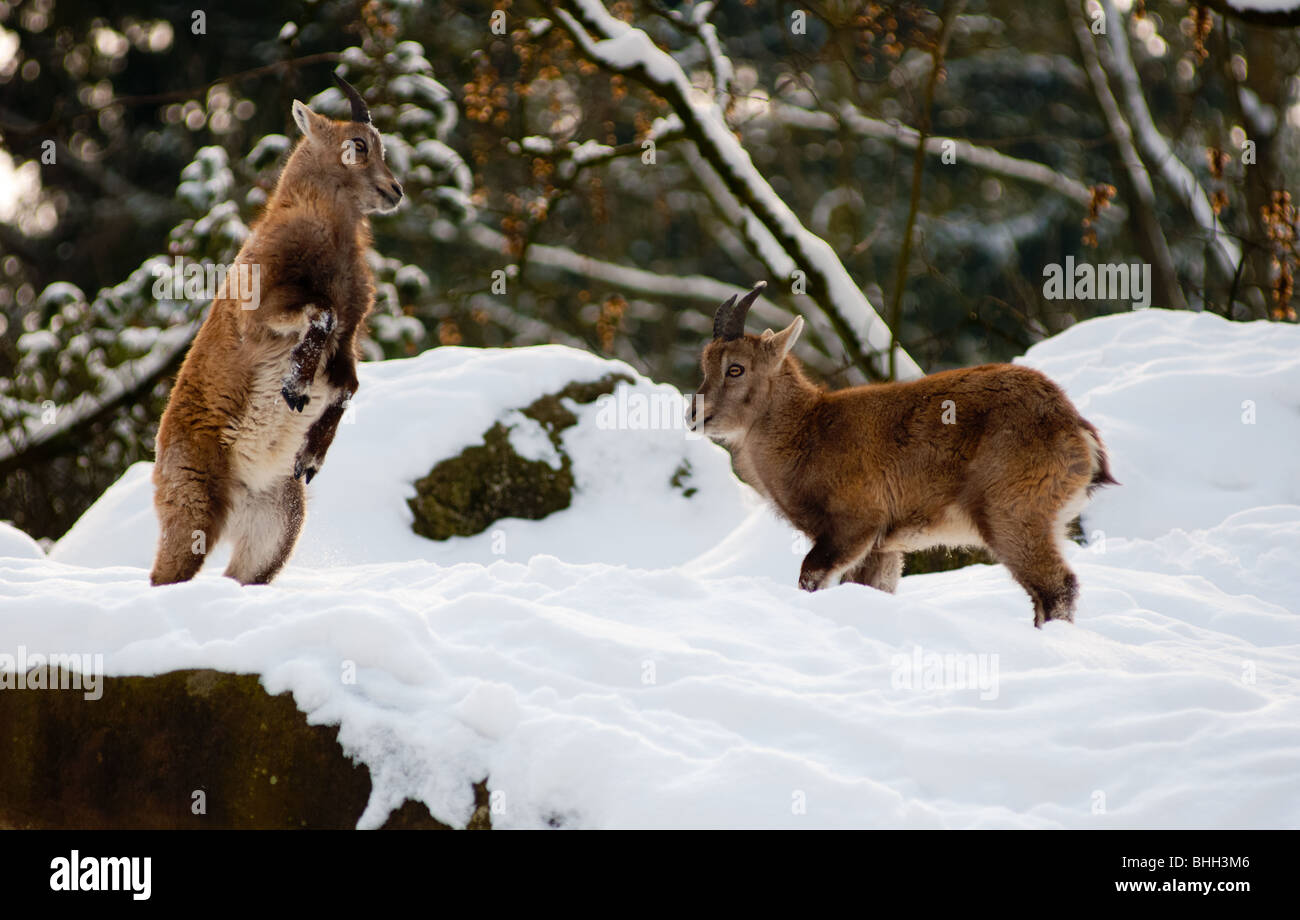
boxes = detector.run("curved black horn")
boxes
[715,281,766,341]
[712,294,738,341]
[333,72,371,124]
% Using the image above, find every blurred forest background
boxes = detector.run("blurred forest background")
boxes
[1,0,1297,542]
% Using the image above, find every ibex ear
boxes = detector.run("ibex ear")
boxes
[760,328,775,340]
[292,100,317,139]
[767,316,804,360]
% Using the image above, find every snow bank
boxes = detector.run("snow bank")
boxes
[0,523,43,560]
[52,344,751,572]
[1018,309,1300,538]
[4,309,1299,829]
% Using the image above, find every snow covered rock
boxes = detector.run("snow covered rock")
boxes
[0,668,483,829]
[408,372,632,540]
[4,310,1298,829]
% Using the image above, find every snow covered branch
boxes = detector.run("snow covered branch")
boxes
[769,102,1101,209]
[646,0,734,106]
[510,116,685,181]
[461,222,847,376]
[1202,0,1300,27]
[671,141,863,381]
[551,0,922,381]
[0,321,198,476]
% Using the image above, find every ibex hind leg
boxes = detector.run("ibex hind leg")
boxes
[151,461,227,586]
[223,476,306,585]
[1007,551,1078,627]
[981,519,1078,627]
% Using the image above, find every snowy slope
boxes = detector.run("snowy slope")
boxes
[0,522,43,560]
[3,309,1299,829]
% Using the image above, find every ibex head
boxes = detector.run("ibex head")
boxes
[290,73,403,215]
[686,281,805,440]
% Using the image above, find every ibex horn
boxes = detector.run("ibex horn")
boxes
[333,72,372,124]
[713,281,766,341]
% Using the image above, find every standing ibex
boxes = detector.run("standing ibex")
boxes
[688,283,1117,627]
[150,75,403,586]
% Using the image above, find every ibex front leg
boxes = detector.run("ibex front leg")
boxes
[280,306,334,412]
[292,326,358,483]
[798,514,885,591]
[294,401,346,483]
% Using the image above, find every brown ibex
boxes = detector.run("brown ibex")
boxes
[150,75,403,586]
[687,283,1117,627]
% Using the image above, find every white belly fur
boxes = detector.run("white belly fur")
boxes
[227,338,334,493]
[878,504,985,553]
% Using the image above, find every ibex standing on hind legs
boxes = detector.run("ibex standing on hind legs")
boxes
[687,283,1118,628]
[150,75,403,586]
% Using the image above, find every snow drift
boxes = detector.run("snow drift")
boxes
[2,308,1298,828]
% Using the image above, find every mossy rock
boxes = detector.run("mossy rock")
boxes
[408,373,631,541]
[902,545,996,576]
[0,668,488,830]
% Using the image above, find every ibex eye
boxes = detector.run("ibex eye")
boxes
[726,364,744,378]
[351,138,368,155]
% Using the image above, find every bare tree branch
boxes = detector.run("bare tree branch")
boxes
[888,0,966,380]
[1067,0,1187,309]
[1100,0,1242,289]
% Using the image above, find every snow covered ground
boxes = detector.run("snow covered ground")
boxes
[2,308,1298,828]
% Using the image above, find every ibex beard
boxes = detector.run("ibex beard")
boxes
[688,283,1118,628]
[150,75,403,586]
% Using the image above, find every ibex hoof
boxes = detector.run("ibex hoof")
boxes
[281,384,310,412]
[293,456,319,483]
[798,570,827,592]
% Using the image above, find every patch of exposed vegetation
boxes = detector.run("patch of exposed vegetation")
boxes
[669,459,697,498]
[903,546,996,576]
[408,373,632,541]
